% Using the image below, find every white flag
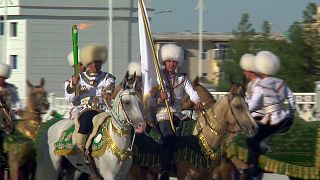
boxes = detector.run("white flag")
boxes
[138,0,159,112]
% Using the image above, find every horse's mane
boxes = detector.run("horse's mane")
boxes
[182,76,216,110]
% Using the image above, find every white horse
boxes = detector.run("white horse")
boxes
[35,73,145,180]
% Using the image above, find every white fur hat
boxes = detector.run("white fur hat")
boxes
[240,53,257,72]
[80,44,108,67]
[67,50,82,66]
[128,62,141,76]
[0,63,11,79]
[255,51,280,75]
[159,44,184,67]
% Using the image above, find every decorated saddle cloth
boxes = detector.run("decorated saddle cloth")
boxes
[227,118,320,179]
[133,120,220,169]
[54,115,113,157]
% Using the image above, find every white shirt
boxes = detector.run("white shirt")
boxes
[246,77,264,118]
[65,71,115,114]
[249,77,296,125]
[153,70,200,121]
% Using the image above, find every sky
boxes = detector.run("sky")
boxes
[150,0,319,33]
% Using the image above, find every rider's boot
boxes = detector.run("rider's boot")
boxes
[75,133,88,166]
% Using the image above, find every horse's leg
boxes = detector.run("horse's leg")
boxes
[176,161,196,180]
[126,165,141,180]
[8,151,19,180]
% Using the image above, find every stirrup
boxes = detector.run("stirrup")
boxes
[84,149,90,164]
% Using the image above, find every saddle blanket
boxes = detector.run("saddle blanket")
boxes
[54,117,111,157]
[133,120,218,169]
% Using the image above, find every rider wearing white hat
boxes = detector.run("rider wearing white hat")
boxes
[0,63,23,160]
[245,51,296,177]
[240,53,265,121]
[66,44,115,164]
[152,43,203,180]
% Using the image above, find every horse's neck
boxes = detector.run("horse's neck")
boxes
[109,118,132,149]
[196,101,228,148]
[22,106,41,121]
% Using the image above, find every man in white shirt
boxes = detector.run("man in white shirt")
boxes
[66,44,115,160]
[151,44,203,180]
[245,51,296,177]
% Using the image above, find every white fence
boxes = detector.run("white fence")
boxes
[32,91,318,122]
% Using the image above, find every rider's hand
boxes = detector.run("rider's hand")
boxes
[71,75,79,86]
[195,102,204,110]
[159,91,168,103]
[102,92,112,101]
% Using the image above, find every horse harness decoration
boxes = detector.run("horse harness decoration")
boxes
[197,93,248,160]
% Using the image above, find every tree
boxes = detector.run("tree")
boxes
[217,14,255,91]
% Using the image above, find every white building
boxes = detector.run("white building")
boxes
[0,0,153,99]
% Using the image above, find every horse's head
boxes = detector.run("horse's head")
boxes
[0,93,13,135]
[27,78,50,114]
[112,72,144,129]
[216,82,258,137]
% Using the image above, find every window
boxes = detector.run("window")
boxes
[10,22,17,37]
[184,50,188,59]
[10,55,17,69]
[214,43,229,60]
[0,16,3,35]
[201,49,207,60]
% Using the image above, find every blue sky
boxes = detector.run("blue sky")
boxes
[150,0,319,33]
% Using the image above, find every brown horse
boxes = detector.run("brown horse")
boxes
[5,78,49,180]
[127,81,258,180]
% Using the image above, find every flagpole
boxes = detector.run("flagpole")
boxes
[72,25,79,96]
[138,0,175,132]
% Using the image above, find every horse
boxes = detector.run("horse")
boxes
[4,78,49,180]
[35,72,146,180]
[127,81,258,180]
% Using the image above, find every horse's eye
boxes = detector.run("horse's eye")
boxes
[234,105,242,109]
[123,100,130,105]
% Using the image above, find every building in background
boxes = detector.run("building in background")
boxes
[0,0,153,99]
[154,32,233,86]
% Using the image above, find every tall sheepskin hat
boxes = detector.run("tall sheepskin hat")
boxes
[255,51,280,75]
[80,44,108,67]
[159,44,184,67]
[128,62,141,76]
[0,63,11,79]
[240,53,257,72]
[67,50,82,66]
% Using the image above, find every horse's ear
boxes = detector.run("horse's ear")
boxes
[125,71,129,80]
[193,76,200,85]
[132,72,137,89]
[40,78,45,87]
[122,71,129,90]
[27,80,34,88]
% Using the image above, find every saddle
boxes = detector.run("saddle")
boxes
[54,112,111,156]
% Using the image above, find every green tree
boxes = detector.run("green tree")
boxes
[294,2,320,91]
[217,14,255,91]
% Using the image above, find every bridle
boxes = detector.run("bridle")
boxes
[199,93,248,135]
[108,89,138,130]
